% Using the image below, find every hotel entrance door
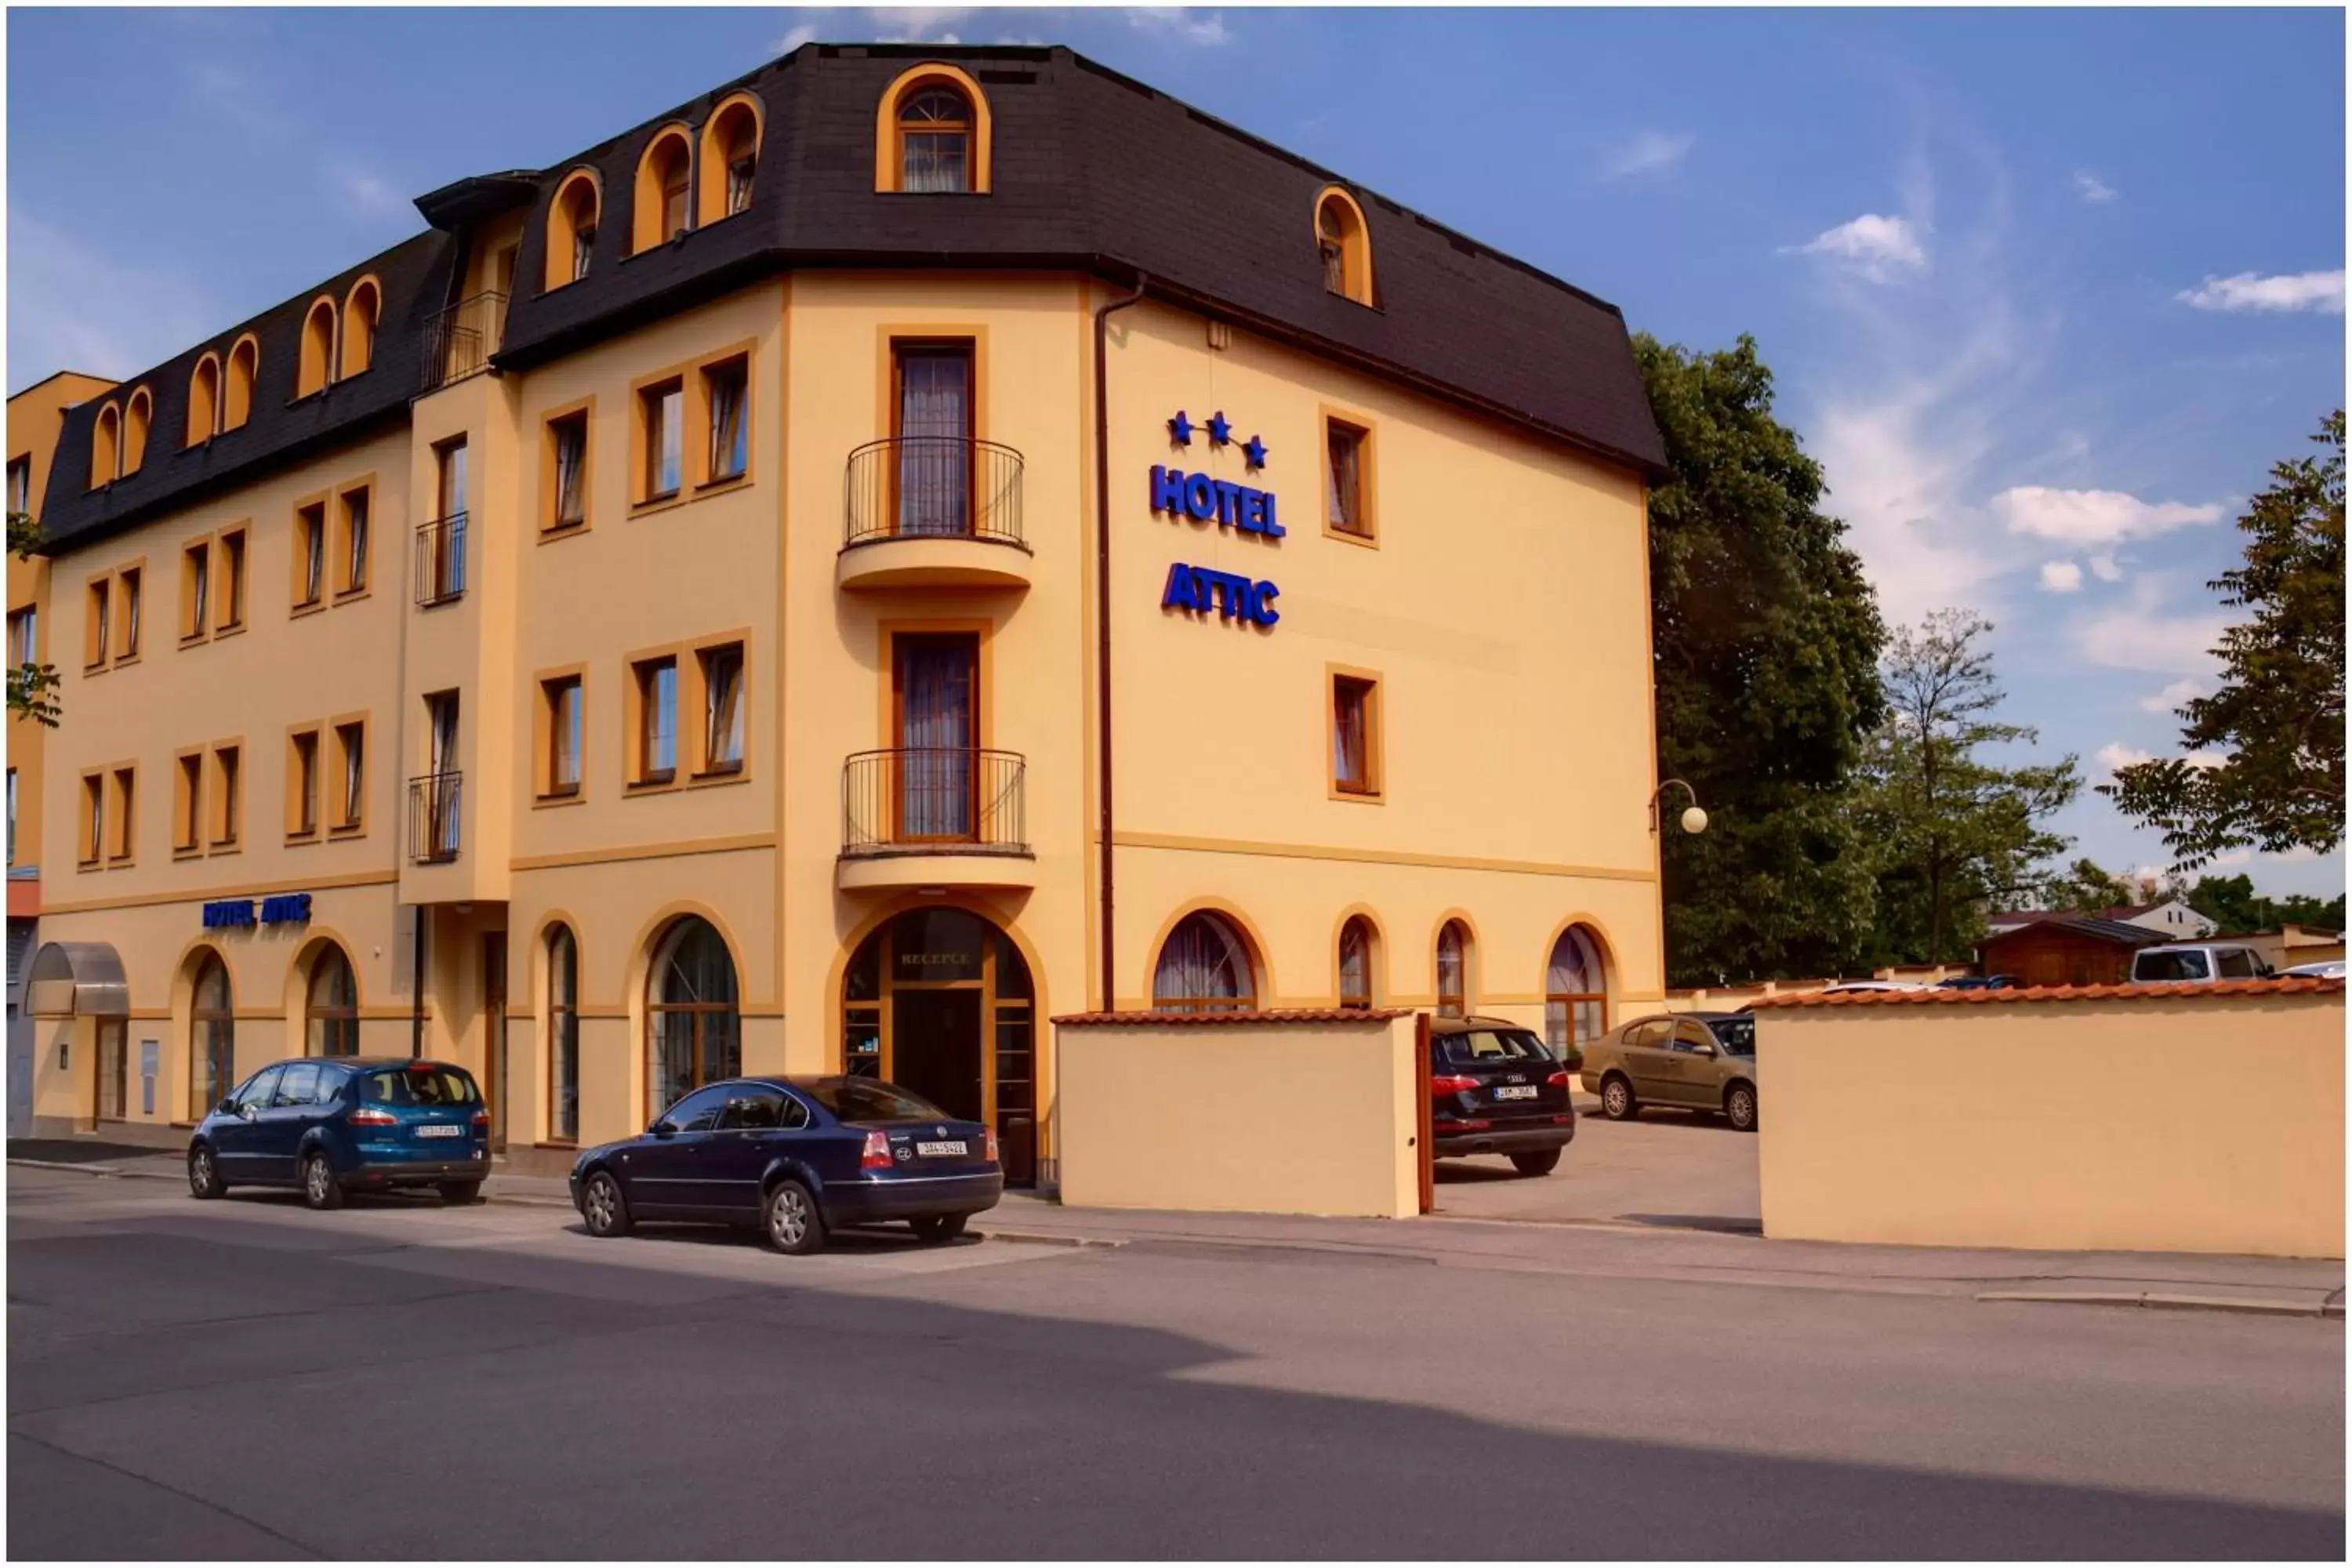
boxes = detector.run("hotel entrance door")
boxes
[890,990,983,1124]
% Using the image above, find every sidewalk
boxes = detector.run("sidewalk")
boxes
[13,1141,2342,1319]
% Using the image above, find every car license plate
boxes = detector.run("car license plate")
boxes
[1493,1085,1537,1101]
[416,1123,463,1138]
[916,1139,967,1157]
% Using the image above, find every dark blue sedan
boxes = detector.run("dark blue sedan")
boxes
[570,1076,1003,1254]
[188,1058,490,1209]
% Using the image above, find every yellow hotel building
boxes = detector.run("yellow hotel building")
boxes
[18,44,1669,1182]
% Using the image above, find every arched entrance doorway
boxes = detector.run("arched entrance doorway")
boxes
[841,907,1035,1185]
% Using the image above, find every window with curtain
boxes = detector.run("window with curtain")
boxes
[1327,419,1369,536]
[335,721,365,830]
[189,951,235,1120]
[636,657,678,782]
[220,530,248,630]
[648,916,739,1113]
[292,730,319,837]
[642,381,683,499]
[340,488,369,594]
[894,635,975,838]
[118,568,141,659]
[1544,925,1608,1057]
[184,543,209,638]
[85,579,109,670]
[298,504,325,607]
[550,412,587,528]
[705,357,748,482]
[701,644,745,773]
[728,154,756,215]
[544,676,583,796]
[1436,920,1470,1018]
[548,925,580,1141]
[572,215,597,281]
[212,745,241,848]
[307,945,360,1057]
[898,87,972,192]
[1332,675,1377,795]
[1338,916,1374,1009]
[1319,209,1347,293]
[894,344,972,535]
[1153,912,1258,1013]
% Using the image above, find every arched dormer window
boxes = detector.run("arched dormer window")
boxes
[122,388,152,475]
[632,126,693,254]
[875,64,993,194]
[224,335,259,430]
[546,169,601,291]
[699,93,762,224]
[1314,186,1374,307]
[89,403,121,489]
[187,354,221,446]
[298,297,339,398]
[341,277,381,379]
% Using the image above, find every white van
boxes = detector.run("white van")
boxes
[2130,943,2273,983]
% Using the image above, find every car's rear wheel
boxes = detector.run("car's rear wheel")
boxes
[1725,1083,1759,1133]
[1600,1074,1639,1120]
[438,1181,483,1205]
[764,1178,826,1255]
[911,1213,968,1244]
[300,1151,345,1211]
[1509,1149,1562,1177]
[580,1170,631,1237]
[187,1144,226,1200]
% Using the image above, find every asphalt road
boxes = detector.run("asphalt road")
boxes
[9,1167,2343,1559]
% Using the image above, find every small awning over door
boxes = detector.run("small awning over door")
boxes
[26,941,129,1018]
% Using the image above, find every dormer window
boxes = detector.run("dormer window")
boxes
[224,334,259,430]
[89,403,121,490]
[547,169,601,291]
[631,127,693,254]
[122,388,151,476]
[876,65,993,194]
[1313,187,1375,307]
[187,354,221,446]
[699,93,762,223]
[298,297,339,398]
[341,277,381,378]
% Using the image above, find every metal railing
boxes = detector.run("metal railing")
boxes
[408,771,463,865]
[416,513,467,606]
[423,291,507,390]
[842,748,1028,856]
[843,437,1025,549]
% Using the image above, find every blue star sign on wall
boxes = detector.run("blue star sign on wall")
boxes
[1207,411,1233,446]
[1167,409,1195,446]
[1243,434,1268,470]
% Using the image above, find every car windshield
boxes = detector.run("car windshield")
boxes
[803,1079,948,1123]
[1708,1018,1756,1056]
[2137,951,2210,982]
[1438,1028,1552,1065]
[358,1066,480,1107]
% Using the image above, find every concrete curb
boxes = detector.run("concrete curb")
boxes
[9,1157,172,1181]
[976,1229,1123,1250]
[1976,1288,2345,1319]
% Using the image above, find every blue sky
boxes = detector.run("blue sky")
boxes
[9,6,2344,899]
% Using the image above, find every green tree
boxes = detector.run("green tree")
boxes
[2042,857,2138,914]
[2107,411,2344,865]
[1637,334,1887,985]
[1857,609,2081,964]
[6,509,59,728]
[2184,873,2347,934]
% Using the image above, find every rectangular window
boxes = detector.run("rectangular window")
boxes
[211,744,241,849]
[174,751,204,854]
[703,356,749,484]
[5,605,34,667]
[116,566,141,660]
[79,772,103,866]
[216,527,248,632]
[296,503,327,607]
[289,728,321,839]
[333,720,366,832]
[543,675,583,797]
[1326,418,1371,539]
[182,539,210,640]
[699,642,745,774]
[633,655,678,785]
[337,487,370,596]
[641,380,683,500]
[548,411,589,531]
[1332,673,1381,797]
[727,156,756,216]
[107,766,135,862]
[436,437,469,521]
[572,220,596,283]
[84,577,110,669]
[891,343,975,535]
[6,456,29,516]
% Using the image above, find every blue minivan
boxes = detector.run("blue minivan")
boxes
[188,1057,490,1210]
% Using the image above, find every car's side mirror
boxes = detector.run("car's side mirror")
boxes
[650,1121,676,1138]
[216,1097,238,1116]
[1694,1043,1719,1058]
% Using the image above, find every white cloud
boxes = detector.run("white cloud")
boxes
[871,7,970,42]
[1602,130,1696,181]
[1991,485,2223,544]
[1127,8,1231,45]
[1787,214,1928,281]
[2096,742,2154,777]
[773,20,821,52]
[2176,270,2346,314]
[2038,560,2083,593]
[328,164,407,220]
[2139,677,2205,713]
[2072,171,2118,204]
[2077,578,2227,676]
[2087,551,2123,582]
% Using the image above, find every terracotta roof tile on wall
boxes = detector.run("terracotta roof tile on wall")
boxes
[1051,1007,1415,1026]
[1748,976,2345,1010]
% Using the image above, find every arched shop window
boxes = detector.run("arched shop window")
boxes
[646,916,739,1113]
[1152,911,1258,1013]
[188,949,235,1120]
[1544,925,1610,1058]
[1338,916,1377,1010]
[306,942,360,1057]
[1436,920,1472,1018]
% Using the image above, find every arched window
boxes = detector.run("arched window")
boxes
[1152,911,1258,1013]
[1338,916,1377,1010]
[224,335,259,430]
[298,298,338,397]
[1315,187,1374,307]
[877,64,993,194]
[699,94,761,224]
[189,949,235,1120]
[546,924,579,1142]
[89,403,120,488]
[1544,925,1610,1058]
[1436,919,1472,1018]
[547,169,601,291]
[341,278,380,379]
[632,127,693,254]
[122,388,151,475]
[187,355,221,446]
[306,943,360,1057]
[647,916,738,1112]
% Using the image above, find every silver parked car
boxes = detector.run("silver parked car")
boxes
[2131,942,2273,983]
[1579,1012,1759,1132]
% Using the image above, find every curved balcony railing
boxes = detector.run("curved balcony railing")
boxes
[841,748,1028,857]
[843,437,1025,550]
[423,291,506,390]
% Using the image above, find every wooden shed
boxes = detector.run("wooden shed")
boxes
[1978,916,2166,989]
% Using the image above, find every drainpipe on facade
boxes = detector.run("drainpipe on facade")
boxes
[409,906,426,1059]
[1091,272,1147,1013]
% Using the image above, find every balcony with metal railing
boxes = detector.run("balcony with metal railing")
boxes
[422,292,507,391]
[416,513,467,607]
[408,772,463,866]
[837,748,1034,891]
[837,437,1032,592]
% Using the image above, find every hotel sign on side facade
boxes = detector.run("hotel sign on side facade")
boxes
[1151,408,1281,630]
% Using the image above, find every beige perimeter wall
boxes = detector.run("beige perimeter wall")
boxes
[1058,1015,1420,1218]
[1756,989,2346,1257]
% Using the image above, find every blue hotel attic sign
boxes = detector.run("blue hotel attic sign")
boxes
[1152,408,1282,630]
[203,893,313,929]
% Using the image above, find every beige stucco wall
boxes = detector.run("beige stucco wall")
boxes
[1755,989,2347,1257]
[1057,1014,1420,1217]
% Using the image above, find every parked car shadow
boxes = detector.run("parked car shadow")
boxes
[554,1217,979,1254]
